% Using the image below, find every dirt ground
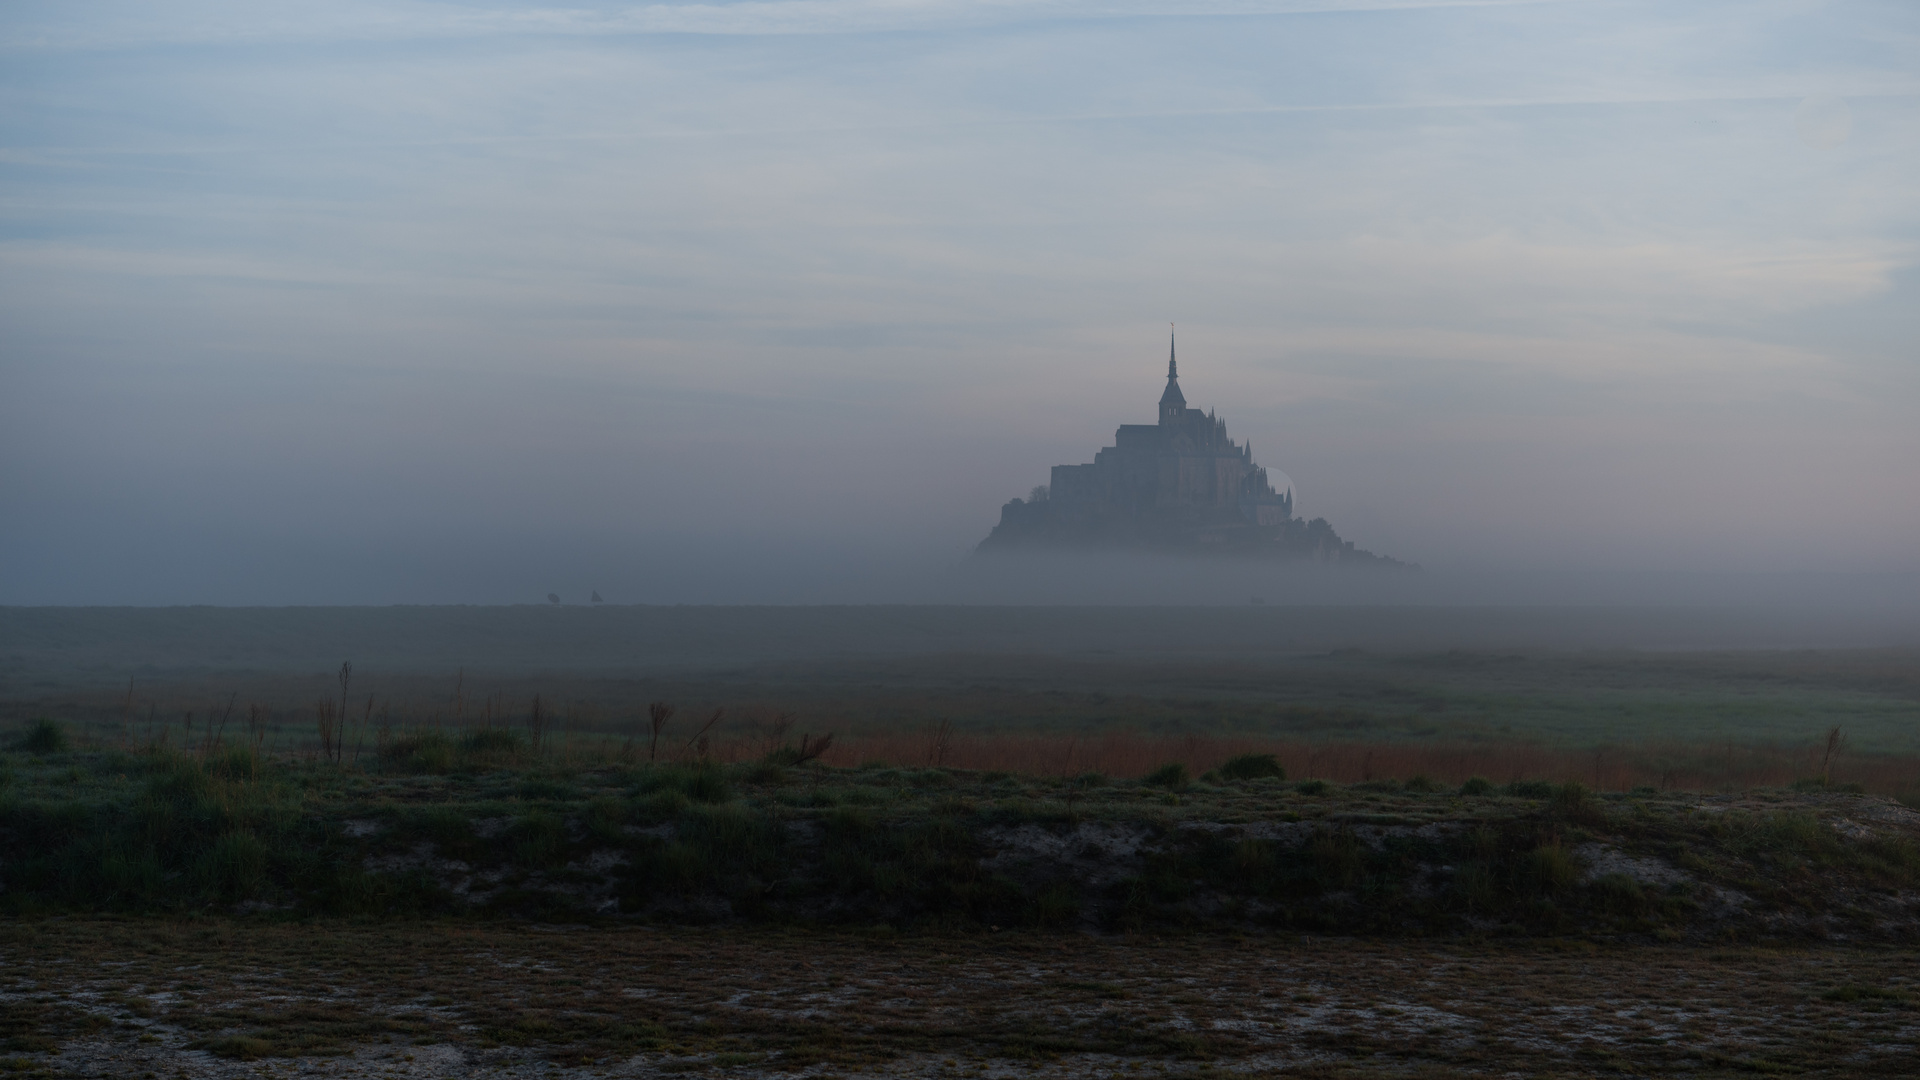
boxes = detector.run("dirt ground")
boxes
[1,921,1916,1078]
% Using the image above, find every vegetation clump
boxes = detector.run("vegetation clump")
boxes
[1142,763,1189,790]
[1505,779,1557,799]
[14,718,67,755]
[1217,753,1285,782]
[1,728,1916,940]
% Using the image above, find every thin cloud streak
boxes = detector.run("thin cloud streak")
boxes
[15,89,1920,164]
[3,0,1587,52]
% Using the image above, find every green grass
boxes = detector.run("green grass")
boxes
[2,734,1917,941]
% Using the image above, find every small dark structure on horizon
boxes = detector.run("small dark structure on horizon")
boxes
[978,332,1402,565]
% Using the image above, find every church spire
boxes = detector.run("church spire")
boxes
[1158,323,1186,423]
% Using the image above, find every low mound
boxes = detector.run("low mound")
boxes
[3,746,1918,939]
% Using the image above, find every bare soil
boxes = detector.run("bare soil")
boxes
[2,920,1915,1078]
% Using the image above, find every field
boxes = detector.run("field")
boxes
[3,604,1919,1075]
[7,605,1920,778]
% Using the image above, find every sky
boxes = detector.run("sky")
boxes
[1,0,1917,605]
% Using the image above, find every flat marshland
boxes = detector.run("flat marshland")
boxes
[2,605,1918,1075]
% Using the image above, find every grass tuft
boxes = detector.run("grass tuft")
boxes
[15,718,67,755]
[1527,842,1578,894]
[462,728,523,754]
[206,743,258,782]
[382,732,455,773]
[639,763,731,804]
[1792,777,1867,794]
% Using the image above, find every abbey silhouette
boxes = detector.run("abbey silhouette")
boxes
[978,332,1401,564]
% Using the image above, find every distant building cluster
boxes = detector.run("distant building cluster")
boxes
[978,336,1401,565]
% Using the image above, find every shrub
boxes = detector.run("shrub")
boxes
[1551,781,1604,824]
[1143,763,1189,790]
[1402,774,1440,793]
[1458,777,1495,797]
[16,719,67,755]
[1295,779,1329,796]
[1218,754,1285,782]
[1505,780,1557,799]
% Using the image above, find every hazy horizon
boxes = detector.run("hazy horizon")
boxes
[4,1,1917,605]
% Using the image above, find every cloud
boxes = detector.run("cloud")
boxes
[3,0,1918,601]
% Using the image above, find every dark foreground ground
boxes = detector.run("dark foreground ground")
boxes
[2,921,1916,1079]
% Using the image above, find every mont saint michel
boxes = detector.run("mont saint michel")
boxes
[979,335,1402,565]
